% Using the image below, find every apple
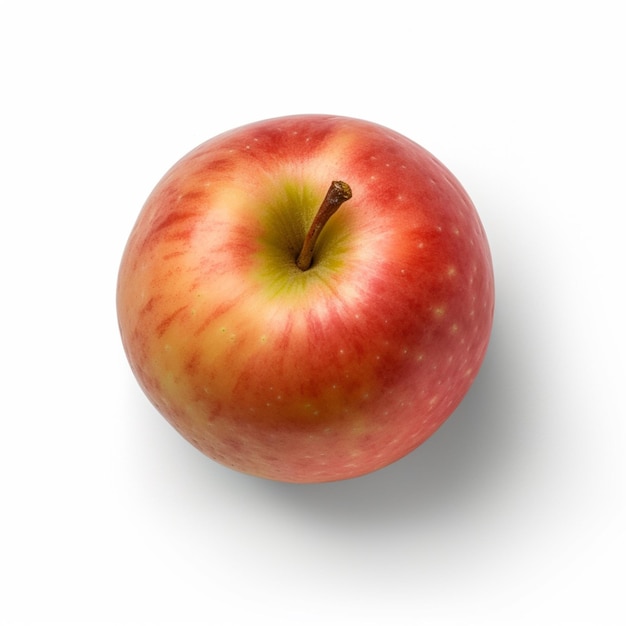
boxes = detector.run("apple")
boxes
[117,114,494,483]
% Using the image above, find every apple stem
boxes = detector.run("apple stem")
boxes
[296,181,352,271]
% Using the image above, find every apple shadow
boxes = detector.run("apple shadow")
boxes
[254,293,531,528]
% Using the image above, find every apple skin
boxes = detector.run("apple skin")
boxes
[117,114,494,483]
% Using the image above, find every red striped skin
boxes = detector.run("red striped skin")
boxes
[117,115,494,483]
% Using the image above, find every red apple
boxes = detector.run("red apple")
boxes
[117,114,494,483]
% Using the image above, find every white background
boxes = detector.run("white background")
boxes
[2,1,624,624]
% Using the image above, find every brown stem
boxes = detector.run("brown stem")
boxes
[296,181,352,271]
